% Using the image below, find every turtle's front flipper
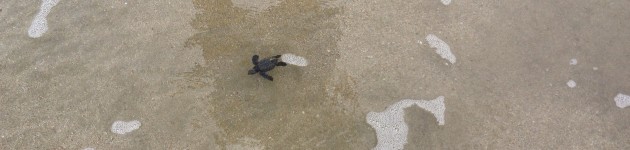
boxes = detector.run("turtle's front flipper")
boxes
[277,62,287,66]
[259,72,274,81]
[248,69,257,75]
[273,55,281,58]
[252,55,259,65]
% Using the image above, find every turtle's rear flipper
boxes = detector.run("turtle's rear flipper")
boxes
[277,62,287,66]
[259,72,273,81]
[252,55,259,65]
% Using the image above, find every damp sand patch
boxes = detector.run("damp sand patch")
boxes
[231,0,281,14]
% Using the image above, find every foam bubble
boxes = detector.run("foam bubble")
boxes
[426,34,456,64]
[567,80,576,88]
[281,53,308,66]
[570,58,577,65]
[440,0,452,5]
[614,93,630,108]
[366,96,446,150]
[28,0,60,38]
[111,120,141,135]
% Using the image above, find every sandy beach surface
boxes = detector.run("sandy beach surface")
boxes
[1,0,629,149]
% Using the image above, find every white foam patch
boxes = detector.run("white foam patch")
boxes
[440,0,452,5]
[366,96,446,150]
[614,93,630,108]
[426,34,456,64]
[570,58,577,65]
[111,120,141,135]
[281,53,308,66]
[83,148,95,150]
[567,80,576,88]
[28,0,60,38]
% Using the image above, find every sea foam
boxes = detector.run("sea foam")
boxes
[366,96,446,150]
[281,53,308,67]
[614,93,630,108]
[28,0,60,38]
[111,120,141,135]
[426,34,456,64]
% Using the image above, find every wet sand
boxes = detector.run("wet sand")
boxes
[1,0,629,149]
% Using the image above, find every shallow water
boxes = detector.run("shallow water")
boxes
[1,0,630,149]
[184,0,373,148]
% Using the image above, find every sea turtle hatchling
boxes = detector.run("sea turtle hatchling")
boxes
[248,55,287,81]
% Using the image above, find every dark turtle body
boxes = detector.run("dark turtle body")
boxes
[248,55,287,81]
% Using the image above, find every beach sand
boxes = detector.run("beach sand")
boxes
[1,0,629,149]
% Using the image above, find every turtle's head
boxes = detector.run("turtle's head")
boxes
[248,69,257,75]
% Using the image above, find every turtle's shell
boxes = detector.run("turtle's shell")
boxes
[256,57,279,72]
